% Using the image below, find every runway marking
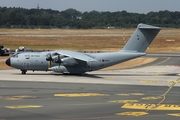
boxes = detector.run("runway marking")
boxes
[0,96,36,100]
[142,96,163,100]
[54,93,109,97]
[152,57,170,66]
[116,112,149,116]
[142,78,180,101]
[168,113,180,117]
[116,93,144,96]
[167,79,180,84]
[152,73,163,76]
[116,94,129,96]
[130,93,144,96]
[122,103,180,110]
[157,78,180,104]
[5,105,42,109]
[139,80,161,84]
[109,100,139,103]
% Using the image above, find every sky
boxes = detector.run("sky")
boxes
[0,0,180,14]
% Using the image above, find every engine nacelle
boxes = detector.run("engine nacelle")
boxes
[52,56,58,61]
[49,66,68,73]
[49,65,85,74]
[61,57,77,66]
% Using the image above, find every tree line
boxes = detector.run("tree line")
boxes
[0,7,180,29]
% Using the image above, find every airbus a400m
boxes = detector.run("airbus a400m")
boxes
[6,23,161,75]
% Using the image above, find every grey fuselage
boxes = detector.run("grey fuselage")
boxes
[6,23,161,74]
[8,50,145,74]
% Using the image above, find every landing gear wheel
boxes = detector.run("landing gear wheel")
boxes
[21,70,27,74]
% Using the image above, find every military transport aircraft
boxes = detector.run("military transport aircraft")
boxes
[5,23,161,74]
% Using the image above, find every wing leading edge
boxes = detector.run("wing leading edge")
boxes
[54,50,96,62]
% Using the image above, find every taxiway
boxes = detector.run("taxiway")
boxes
[0,53,180,120]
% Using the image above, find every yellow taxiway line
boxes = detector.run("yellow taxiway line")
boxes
[5,105,42,109]
[54,93,109,97]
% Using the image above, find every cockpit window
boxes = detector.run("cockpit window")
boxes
[12,53,18,58]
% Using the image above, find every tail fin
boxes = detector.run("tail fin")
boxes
[122,23,161,52]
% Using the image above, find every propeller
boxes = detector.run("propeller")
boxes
[46,52,52,61]
[56,53,62,63]
[46,52,65,66]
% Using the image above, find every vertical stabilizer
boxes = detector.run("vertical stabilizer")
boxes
[122,23,161,52]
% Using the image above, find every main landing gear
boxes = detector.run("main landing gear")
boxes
[21,70,27,74]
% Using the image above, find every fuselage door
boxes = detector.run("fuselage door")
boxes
[24,54,30,69]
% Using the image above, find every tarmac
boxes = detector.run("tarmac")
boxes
[0,53,180,120]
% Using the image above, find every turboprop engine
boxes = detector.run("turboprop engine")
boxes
[61,57,77,66]
[46,53,77,66]
[46,53,65,63]
[49,66,64,73]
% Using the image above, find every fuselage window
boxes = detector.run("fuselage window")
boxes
[25,55,30,59]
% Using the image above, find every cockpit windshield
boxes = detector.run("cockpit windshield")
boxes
[12,49,19,58]
[12,53,19,58]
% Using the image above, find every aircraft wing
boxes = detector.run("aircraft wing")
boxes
[55,50,96,62]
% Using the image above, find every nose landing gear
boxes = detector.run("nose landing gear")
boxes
[21,70,27,74]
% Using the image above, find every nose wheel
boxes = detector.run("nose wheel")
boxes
[21,70,27,74]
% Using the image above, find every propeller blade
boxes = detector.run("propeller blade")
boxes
[46,53,52,61]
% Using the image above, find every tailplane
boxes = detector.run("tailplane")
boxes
[121,23,161,52]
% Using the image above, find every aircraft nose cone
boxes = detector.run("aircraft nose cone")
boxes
[5,58,11,66]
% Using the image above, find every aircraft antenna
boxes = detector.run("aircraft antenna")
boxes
[37,3,40,10]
